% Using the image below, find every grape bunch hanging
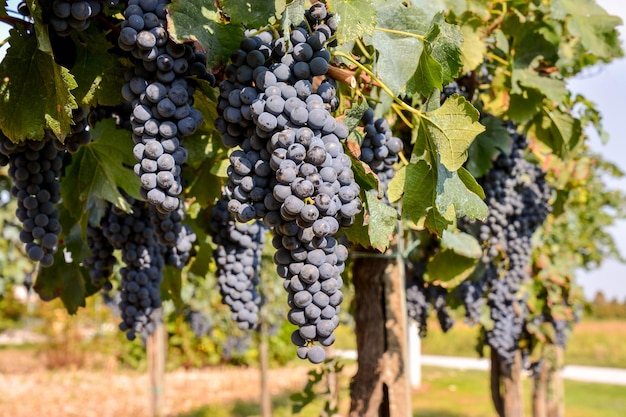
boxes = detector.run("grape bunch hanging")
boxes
[214,3,364,364]
[459,121,552,365]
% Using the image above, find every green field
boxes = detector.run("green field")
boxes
[334,319,626,369]
[174,366,626,417]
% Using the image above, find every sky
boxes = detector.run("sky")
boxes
[0,1,625,300]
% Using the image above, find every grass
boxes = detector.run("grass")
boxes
[173,366,626,417]
[334,319,626,369]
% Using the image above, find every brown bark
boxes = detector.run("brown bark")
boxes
[547,347,564,417]
[381,257,411,417]
[532,345,565,417]
[491,349,505,417]
[349,256,388,417]
[490,349,524,417]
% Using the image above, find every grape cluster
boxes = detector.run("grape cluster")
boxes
[149,204,196,269]
[102,197,164,341]
[0,133,64,267]
[48,0,117,36]
[119,0,213,213]
[215,6,340,222]
[54,107,94,153]
[405,262,454,336]
[358,108,403,201]
[210,197,266,330]
[214,4,358,363]
[84,220,117,289]
[184,308,212,338]
[459,121,551,365]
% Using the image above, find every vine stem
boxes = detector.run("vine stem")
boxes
[333,51,423,118]
[374,27,426,41]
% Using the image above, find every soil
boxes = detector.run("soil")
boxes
[0,348,315,417]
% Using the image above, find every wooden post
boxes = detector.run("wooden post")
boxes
[408,321,422,389]
[147,317,166,417]
[259,320,272,417]
[349,254,388,417]
[490,349,524,417]
[381,250,411,417]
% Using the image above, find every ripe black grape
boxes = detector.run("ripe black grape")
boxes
[210,196,266,330]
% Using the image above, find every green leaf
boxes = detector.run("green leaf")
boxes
[387,165,406,203]
[551,0,623,61]
[71,31,127,106]
[440,229,482,259]
[343,100,370,132]
[531,104,582,156]
[365,191,398,252]
[428,13,463,84]
[332,0,376,44]
[418,95,485,171]
[220,0,285,27]
[459,23,487,72]
[424,248,478,287]
[367,0,429,95]
[435,164,488,222]
[35,253,88,314]
[168,0,245,67]
[406,39,442,97]
[402,159,434,225]
[466,113,511,177]
[281,0,306,39]
[161,266,184,312]
[0,29,76,142]
[512,69,567,105]
[61,119,140,220]
[457,167,485,200]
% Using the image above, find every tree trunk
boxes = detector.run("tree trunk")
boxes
[349,252,411,417]
[490,349,524,417]
[532,345,564,417]
[349,255,388,417]
[381,254,411,417]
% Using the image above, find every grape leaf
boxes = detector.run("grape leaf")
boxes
[459,23,487,72]
[428,13,463,85]
[418,95,484,171]
[387,165,406,203]
[168,0,245,67]
[551,0,623,61]
[458,167,485,200]
[440,229,482,259]
[512,69,567,105]
[367,0,429,95]
[71,31,126,106]
[35,253,89,314]
[161,266,184,312]
[402,159,434,225]
[530,104,582,156]
[364,191,398,252]
[220,0,285,27]
[406,36,442,97]
[61,119,140,221]
[424,248,478,287]
[332,0,376,44]
[0,29,76,142]
[280,0,306,39]
[436,165,487,221]
[466,113,511,177]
